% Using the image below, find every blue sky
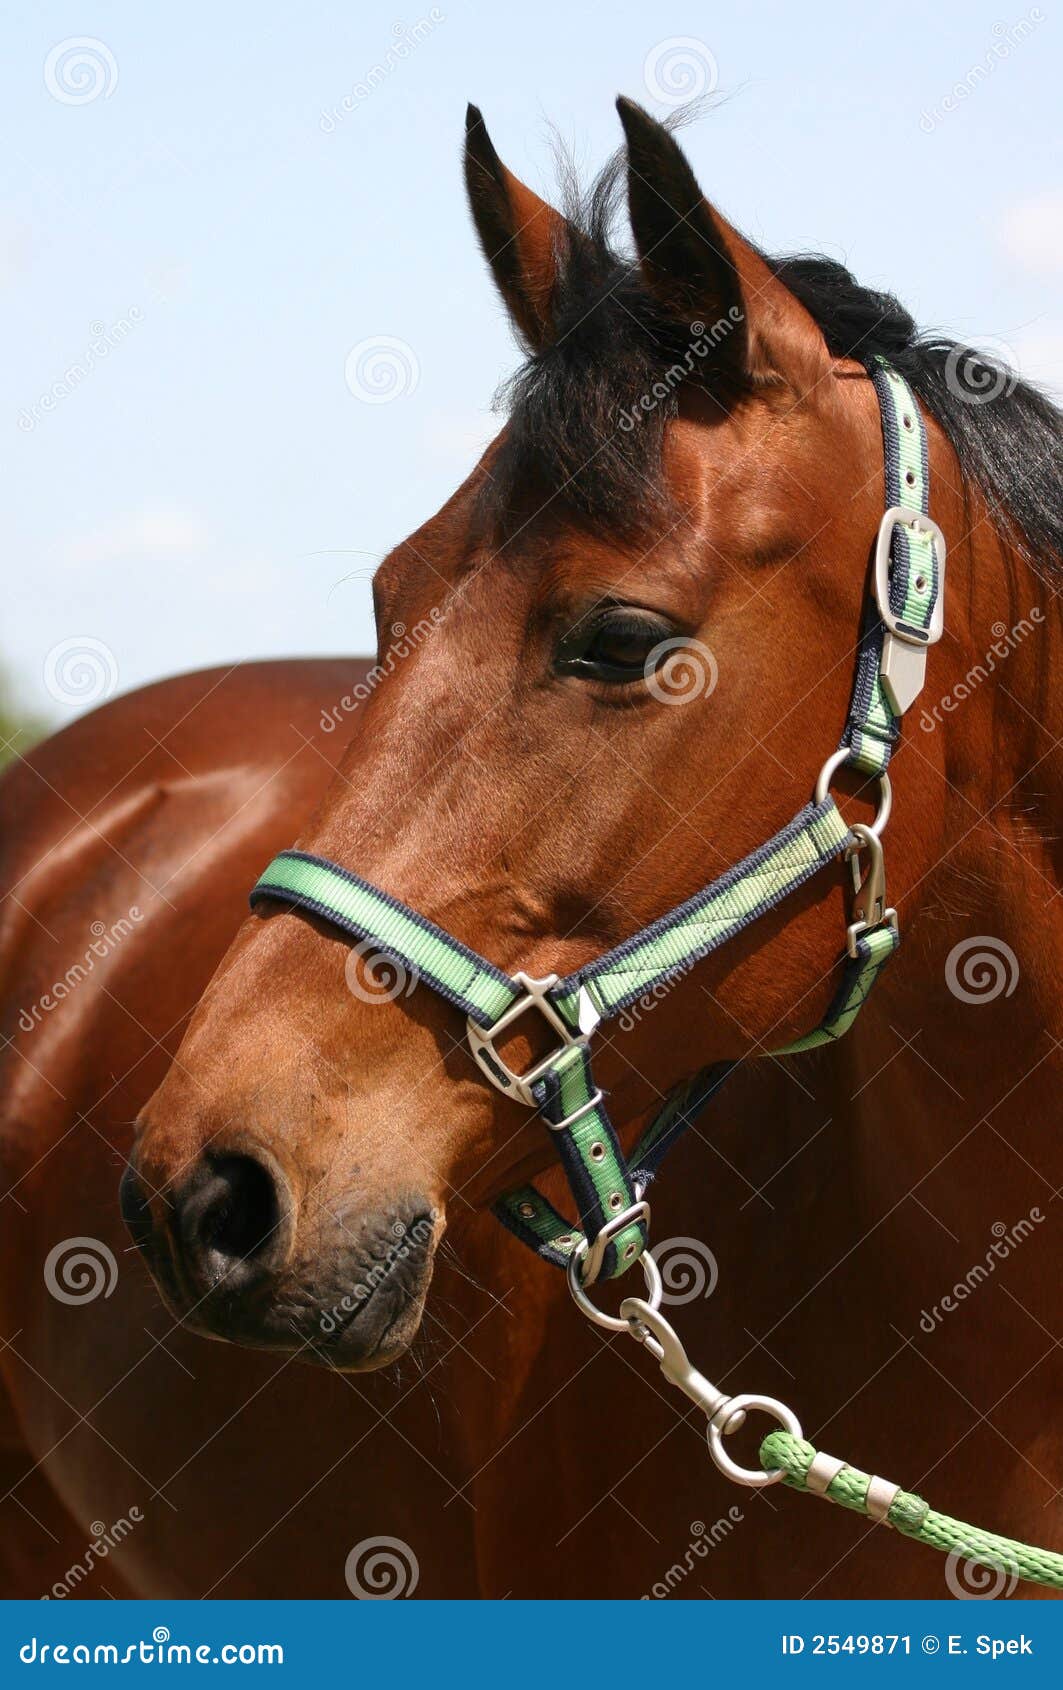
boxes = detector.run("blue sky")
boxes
[4,0,1061,721]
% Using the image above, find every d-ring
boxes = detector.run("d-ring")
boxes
[567,1244,662,1332]
[815,748,891,838]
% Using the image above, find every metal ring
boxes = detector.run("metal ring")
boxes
[567,1244,662,1332]
[706,1393,803,1488]
[815,748,892,838]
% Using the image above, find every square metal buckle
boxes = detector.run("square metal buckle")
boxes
[873,505,947,716]
[466,973,599,1107]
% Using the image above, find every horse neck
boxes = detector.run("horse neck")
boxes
[837,498,1061,1224]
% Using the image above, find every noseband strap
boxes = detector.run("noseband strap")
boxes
[252,794,854,1279]
[249,359,943,1286]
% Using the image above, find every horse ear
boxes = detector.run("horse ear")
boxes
[616,98,826,388]
[464,104,576,351]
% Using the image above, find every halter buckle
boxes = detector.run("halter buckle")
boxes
[466,973,599,1107]
[873,505,947,716]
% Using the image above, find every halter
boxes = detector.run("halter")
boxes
[246,359,1063,1591]
[250,359,942,1285]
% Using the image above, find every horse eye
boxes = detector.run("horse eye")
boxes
[556,609,674,684]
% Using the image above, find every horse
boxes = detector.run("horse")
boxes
[2,99,1061,1600]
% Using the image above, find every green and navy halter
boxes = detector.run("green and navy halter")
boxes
[249,359,946,1288]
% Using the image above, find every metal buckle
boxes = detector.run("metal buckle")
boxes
[873,505,947,716]
[570,1200,653,1290]
[567,1218,658,1320]
[465,973,600,1107]
[845,822,898,957]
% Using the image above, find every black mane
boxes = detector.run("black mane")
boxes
[485,165,1063,576]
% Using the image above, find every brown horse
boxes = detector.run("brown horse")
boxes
[2,101,1061,1600]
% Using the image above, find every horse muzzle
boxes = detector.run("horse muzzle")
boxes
[119,1148,438,1370]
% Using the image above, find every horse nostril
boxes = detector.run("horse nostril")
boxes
[177,1153,289,1291]
[203,1156,279,1260]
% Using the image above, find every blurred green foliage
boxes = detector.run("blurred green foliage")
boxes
[0,679,52,770]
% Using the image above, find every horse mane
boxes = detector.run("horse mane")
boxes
[773,255,1063,577]
[484,154,1063,579]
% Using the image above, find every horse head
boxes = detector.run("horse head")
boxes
[122,101,1041,1371]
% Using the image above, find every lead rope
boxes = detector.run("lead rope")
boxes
[584,1290,1063,1592]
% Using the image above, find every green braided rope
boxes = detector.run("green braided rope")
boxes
[761,1429,1063,1591]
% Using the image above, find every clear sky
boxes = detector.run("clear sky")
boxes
[5,0,1061,722]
